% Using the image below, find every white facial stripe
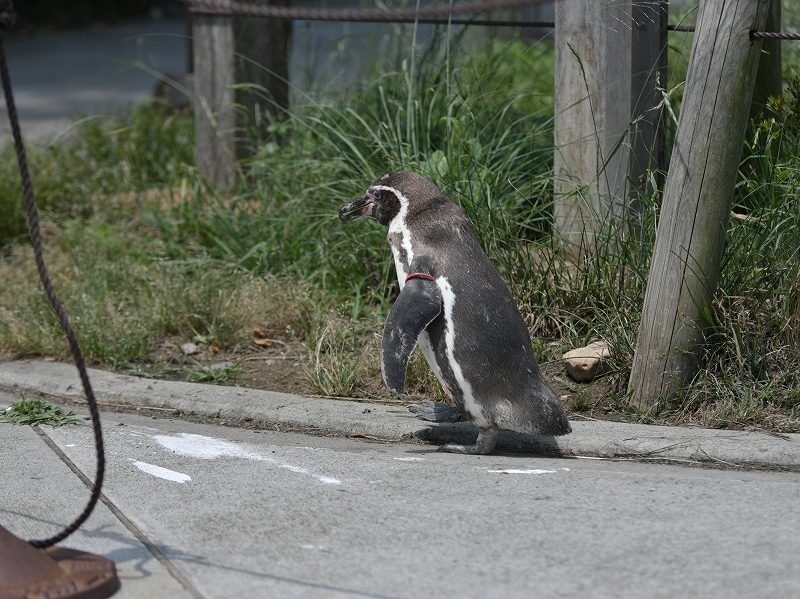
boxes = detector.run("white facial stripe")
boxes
[438,277,489,428]
[372,184,414,289]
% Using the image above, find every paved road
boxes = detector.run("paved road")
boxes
[0,2,557,144]
[3,387,800,599]
[1,18,187,143]
[0,13,444,144]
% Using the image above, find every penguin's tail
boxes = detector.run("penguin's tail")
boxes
[538,403,572,436]
[522,381,572,436]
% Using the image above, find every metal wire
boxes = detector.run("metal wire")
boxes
[0,0,106,550]
[311,17,555,28]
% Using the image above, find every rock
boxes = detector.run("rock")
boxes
[181,342,199,356]
[252,325,274,347]
[562,341,612,383]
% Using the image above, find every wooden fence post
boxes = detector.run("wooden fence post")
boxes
[192,12,236,189]
[233,0,292,159]
[750,0,781,121]
[554,1,667,254]
[627,0,771,411]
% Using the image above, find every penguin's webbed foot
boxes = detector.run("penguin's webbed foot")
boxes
[408,400,465,423]
[438,427,498,455]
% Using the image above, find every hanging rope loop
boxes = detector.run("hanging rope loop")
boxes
[0,0,106,550]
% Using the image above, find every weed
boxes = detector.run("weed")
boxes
[570,388,593,413]
[305,322,360,397]
[2,395,80,427]
[404,348,447,401]
[185,360,243,385]
[127,364,155,378]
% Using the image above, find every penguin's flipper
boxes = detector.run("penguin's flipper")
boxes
[381,277,442,394]
[408,400,465,423]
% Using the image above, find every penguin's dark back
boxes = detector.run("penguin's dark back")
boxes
[407,196,534,357]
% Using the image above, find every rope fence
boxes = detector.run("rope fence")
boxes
[184,0,800,39]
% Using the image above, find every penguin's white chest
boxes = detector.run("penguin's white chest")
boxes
[387,214,414,288]
[390,244,409,283]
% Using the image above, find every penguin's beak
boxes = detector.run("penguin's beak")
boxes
[339,195,375,222]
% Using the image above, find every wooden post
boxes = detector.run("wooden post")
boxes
[192,12,236,189]
[233,0,292,159]
[750,0,781,121]
[629,0,668,204]
[554,1,667,254]
[628,0,771,411]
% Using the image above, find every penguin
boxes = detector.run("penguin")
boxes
[339,171,571,454]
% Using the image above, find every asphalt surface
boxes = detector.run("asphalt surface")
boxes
[1,18,188,143]
[0,12,457,144]
[2,359,800,598]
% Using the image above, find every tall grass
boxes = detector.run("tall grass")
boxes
[151,32,556,303]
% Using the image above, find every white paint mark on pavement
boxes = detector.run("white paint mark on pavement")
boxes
[487,469,558,475]
[132,460,192,483]
[152,433,341,485]
[394,457,424,461]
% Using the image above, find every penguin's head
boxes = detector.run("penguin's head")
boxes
[339,171,444,227]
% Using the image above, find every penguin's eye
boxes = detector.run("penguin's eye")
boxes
[373,190,382,201]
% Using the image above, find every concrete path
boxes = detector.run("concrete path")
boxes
[2,359,800,598]
[3,383,800,599]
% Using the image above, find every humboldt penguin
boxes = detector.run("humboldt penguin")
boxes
[339,171,571,454]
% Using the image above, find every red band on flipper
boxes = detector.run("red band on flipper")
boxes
[404,272,437,284]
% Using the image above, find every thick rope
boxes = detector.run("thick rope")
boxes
[751,31,800,40]
[186,0,547,20]
[0,0,106,549]
[184,0,800,39]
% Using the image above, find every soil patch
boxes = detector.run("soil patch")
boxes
[111,334,625,423]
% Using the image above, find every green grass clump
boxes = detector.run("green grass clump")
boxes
[2,396,80,427]
[138,34,556,316]
[304,322,361,397]
[186,360,243,385]
[0,102,195,246]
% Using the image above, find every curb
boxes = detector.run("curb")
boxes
[1,359,799,469]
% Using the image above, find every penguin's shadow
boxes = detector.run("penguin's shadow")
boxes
[411,422,564,457]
